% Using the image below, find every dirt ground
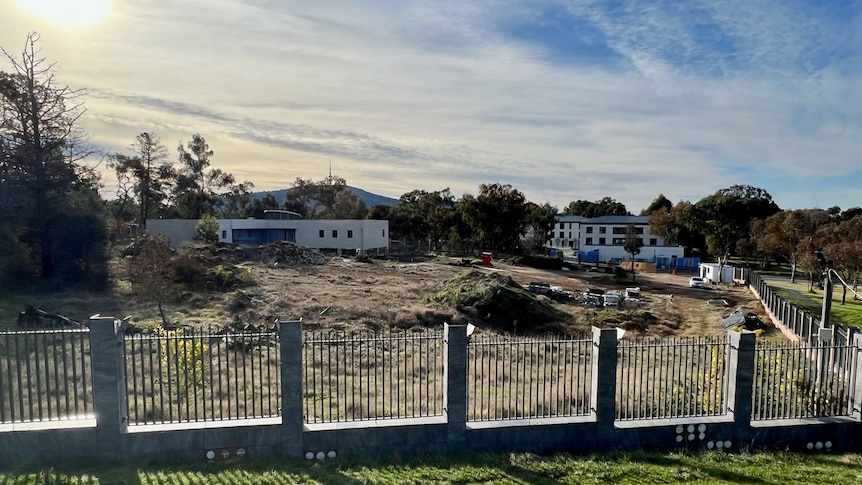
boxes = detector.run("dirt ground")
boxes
[0,253,780,341]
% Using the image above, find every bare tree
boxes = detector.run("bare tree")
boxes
[128,235,174,326]
[0,32,95,278]
[623,224,644,282]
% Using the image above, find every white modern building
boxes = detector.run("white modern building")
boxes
[147,211,389,255]
[548,215,685,262]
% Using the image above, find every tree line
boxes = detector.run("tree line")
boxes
[2,33,860,295]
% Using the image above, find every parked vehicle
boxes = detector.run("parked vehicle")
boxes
[689,277,705,288]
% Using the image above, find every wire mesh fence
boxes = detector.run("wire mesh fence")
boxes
[0,329,93,424]
[124,327,280,425]
[752,341,856,420]
[616,337,730,420]
[467,335,592,421]
[302,330,444,423]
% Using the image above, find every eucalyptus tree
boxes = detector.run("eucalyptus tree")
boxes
[525,202,557,254]
[695,185,780,267]
[172,133,252,219]
[756,209,831,283]
[108,132,173,227]
[467,183,529,253]
[564,197,629,218]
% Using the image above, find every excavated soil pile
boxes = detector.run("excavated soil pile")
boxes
[429,270,571,333]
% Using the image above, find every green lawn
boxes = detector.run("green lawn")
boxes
[766,278,862,330]
[2,451,862,484]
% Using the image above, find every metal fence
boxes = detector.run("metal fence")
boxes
[0,329,93,424]
[467,335,592,421]
[752,341,856,420]
[124,327,280,425]
[303,330,443,423]
[616,337,730,420]
[749,271,855,370]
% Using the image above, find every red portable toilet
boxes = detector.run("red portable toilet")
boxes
[481,252,492,267]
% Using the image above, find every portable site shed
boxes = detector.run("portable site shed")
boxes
[699,263,734,284]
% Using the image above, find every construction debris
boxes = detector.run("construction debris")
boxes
[258,241,328,265]
[527,282,573,301]
[17,306,83,329]
[722,307,767,330]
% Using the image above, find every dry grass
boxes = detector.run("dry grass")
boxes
[467,336,592,420]
[124,331,281,424]
[0,330,93,423]
[1,250,784,345]
[302,330,444,422]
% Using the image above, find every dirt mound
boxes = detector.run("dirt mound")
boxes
[181,242,247,264]
[428,270,571,333]
[258,241,328,265]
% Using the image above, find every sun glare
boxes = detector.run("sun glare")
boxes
[15,0,112,26]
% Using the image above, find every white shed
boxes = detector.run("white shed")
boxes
[699,263,734,284]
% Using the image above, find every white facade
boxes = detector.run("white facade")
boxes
[146,219,200,249]
[548,215,685,261]
[699,263,734,284]
[219,218,389,255]
[147,218,389,254]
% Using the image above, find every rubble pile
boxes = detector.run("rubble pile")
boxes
[215,315,278,352]
[182,242,247,264]
[17,306,84,329]
[258,241,328,265]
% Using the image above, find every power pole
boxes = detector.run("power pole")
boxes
[814,251,834,410]
[815,251,834,329]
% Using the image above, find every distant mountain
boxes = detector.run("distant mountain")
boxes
[250,186,398,208]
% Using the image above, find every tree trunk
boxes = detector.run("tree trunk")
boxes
[790,262,796,284]
[157,300,169,327]
[842,284,847,305]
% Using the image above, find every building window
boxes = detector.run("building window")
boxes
[348,230,353,238]
[382,230,386,237]
[650,238,658,246]
[586,237,593,245]
[612,238,625,245]
[612,227,625,235]
[332,230,338,238]
[586,227,593,234]
[559,231,564,238]
[221,230,226,239]
[319,230,324,238]
[599,237,606,245]
[599,227,606,234]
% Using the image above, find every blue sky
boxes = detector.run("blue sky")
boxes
[2,0,861,212]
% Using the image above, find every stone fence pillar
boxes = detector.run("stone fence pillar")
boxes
[444,323,468,452]
[279,319,304,457]
[727,330,756,442]
[89,316,127,460]
[591,327,619,442]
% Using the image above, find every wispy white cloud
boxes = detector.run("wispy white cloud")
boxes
[2,0,861,212]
